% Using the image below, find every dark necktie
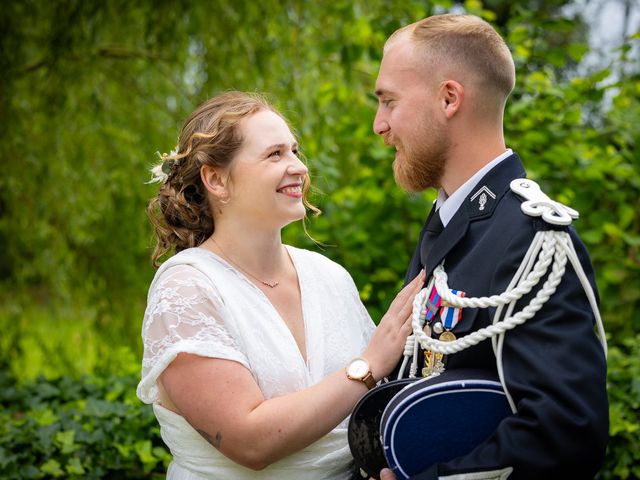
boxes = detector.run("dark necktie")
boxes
[420,208,444,267]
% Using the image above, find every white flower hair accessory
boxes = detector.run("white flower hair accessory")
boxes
[146,146,180,185]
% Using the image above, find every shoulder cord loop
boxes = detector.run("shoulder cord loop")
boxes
[399,229,607,414]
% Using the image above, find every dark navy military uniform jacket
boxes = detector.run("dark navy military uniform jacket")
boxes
[401,153,608,479]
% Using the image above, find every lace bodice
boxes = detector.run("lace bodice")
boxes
[137,246,375,479]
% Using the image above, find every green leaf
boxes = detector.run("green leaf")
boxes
[135,440,157,465]
[41,459,64,477]
[603,223,623,238]
[114,442,131,458]
[55,430,79,454]
[66,456,86,475]
[581,230,603,244]
[567,43,588,62]
[32,408,59,426]
[622,233,640,248]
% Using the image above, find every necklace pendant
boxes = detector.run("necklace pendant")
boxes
[210,237,281,288]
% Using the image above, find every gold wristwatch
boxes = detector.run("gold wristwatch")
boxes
[346,357,376,390]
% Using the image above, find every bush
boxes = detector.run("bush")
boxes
[1,347,638,479]
[598,334,640,480]
[0,372,169,479]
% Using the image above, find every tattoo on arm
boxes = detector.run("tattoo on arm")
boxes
[197,429,223,449]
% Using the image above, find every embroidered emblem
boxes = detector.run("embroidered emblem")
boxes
[471,185,496,204]
[469,186,497,216]
[479,192,487,210]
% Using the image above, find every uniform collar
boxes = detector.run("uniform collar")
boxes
[421,152,526,277]
[436,149,513,227]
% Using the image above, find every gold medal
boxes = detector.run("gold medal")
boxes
[422,349,433,377]
[428,357,445,375]
[439,331,456,342]
[433,358,445,374]
[424,350,433,367]
[423,323,432,336]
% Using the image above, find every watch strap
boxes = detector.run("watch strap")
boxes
[362,371,376,390]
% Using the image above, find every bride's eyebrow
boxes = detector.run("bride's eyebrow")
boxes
[261,142,298,155]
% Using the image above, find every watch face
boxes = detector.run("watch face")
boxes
[348,358,369,378]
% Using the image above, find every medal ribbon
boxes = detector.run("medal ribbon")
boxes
[425,286,442,321]
[440,289,465,330]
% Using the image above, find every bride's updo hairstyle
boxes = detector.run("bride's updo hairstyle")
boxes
[147,91,317,267]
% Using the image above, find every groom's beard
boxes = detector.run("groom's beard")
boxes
[391,122,449,193]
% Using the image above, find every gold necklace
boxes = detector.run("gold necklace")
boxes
[210,238,280,288]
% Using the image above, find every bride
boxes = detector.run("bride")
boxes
[137,91,423,479]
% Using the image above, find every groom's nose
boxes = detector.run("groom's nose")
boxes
[373,111,390,136]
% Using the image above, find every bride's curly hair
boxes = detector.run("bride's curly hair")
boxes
[147,91,319,267]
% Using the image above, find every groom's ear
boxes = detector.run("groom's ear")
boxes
[200,165,229,199]
[439,79,464,119]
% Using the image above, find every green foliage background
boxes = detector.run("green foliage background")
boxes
[0,0,638,478]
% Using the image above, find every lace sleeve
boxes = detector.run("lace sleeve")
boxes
[136,264,249,404]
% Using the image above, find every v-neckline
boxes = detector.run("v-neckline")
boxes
[196,245,310,369]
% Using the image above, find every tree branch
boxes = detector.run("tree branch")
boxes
[96,45,163,61]
[17,45,164,75]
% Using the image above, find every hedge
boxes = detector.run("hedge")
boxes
[2,334,638,479]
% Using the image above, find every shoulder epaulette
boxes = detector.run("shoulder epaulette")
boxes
[510,179,579,226]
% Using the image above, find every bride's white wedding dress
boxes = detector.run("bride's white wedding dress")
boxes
[137,246,375,479]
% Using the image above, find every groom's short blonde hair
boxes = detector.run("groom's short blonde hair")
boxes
[386,14,516,106]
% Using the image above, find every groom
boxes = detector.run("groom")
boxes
[372,14,608,480]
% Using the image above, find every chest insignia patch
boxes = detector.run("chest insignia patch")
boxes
[470,185,496,211]
[469,185,497,216]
